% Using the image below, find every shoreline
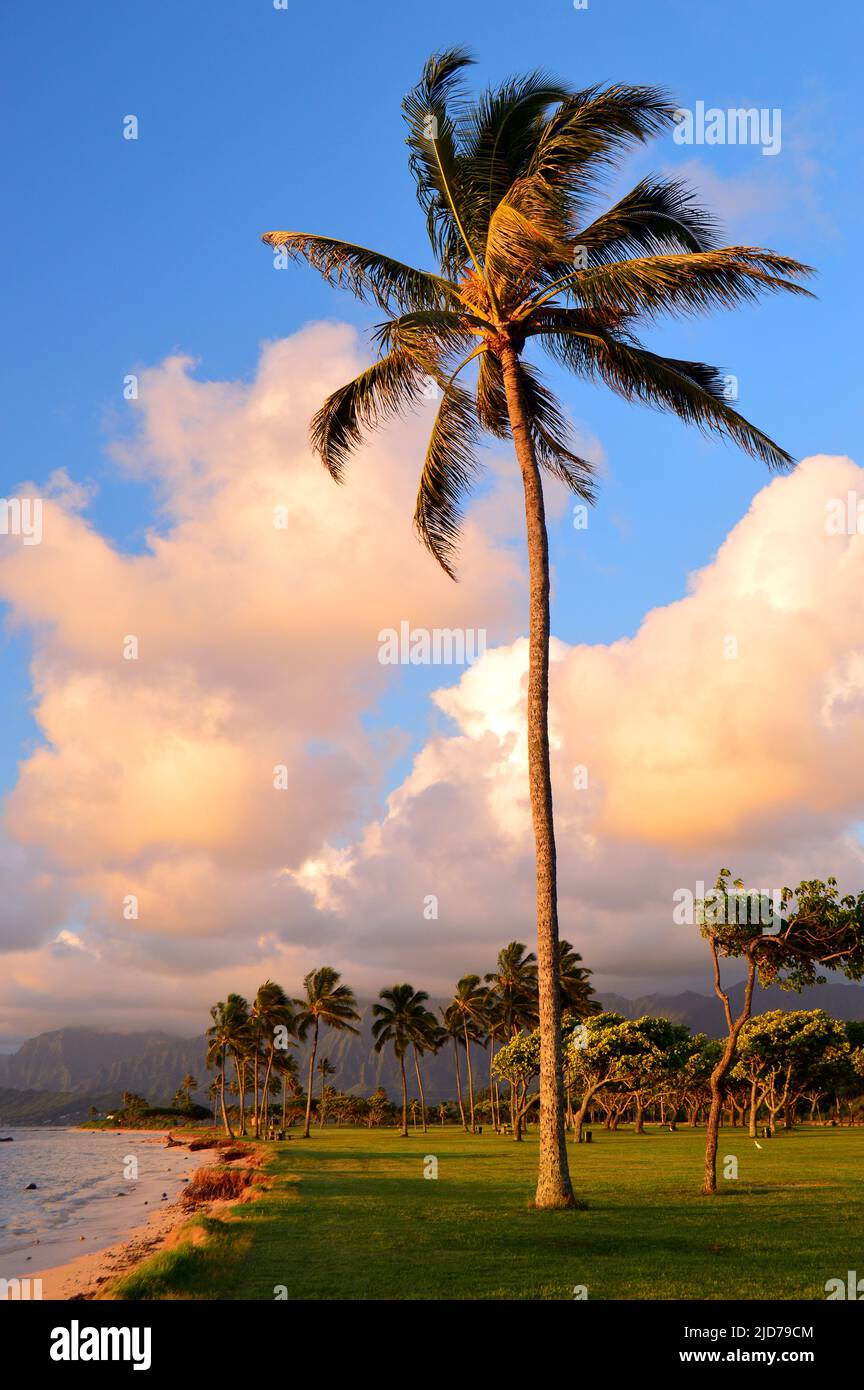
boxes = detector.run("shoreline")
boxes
[1,1130,251,1301]
[31,1136,266,1300]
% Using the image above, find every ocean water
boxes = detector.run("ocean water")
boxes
[0,1127,203,1279]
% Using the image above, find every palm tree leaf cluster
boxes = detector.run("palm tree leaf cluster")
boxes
[263,45,812,579]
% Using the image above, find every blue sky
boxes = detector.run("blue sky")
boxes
[1,0,861,812]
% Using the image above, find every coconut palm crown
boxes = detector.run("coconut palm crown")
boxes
[263,47,811,578]
[262,47,813,1209]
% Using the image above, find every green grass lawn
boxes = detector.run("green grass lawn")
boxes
[109,1125,864,1300]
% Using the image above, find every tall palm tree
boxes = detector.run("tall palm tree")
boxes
[372,984,430,1137]
[296,967,360,1138]
[262,50,812,1207]
[445,975,489,1133]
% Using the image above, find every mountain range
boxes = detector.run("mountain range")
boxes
[2,980,863,1123]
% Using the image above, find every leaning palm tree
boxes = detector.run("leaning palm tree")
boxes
[262,49,812,1207]
[296,967,360,1138]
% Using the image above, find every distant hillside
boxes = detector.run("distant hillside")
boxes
[0,1030,206,1100]
[1,979,863,1123]
[0,1087,116,1125]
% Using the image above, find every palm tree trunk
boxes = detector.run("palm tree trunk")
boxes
[412,1044,428,1133]
[452,1038,468,1131]
[253,1043,260,1138]
[399,1054,408,1137]
[220,1047,235,1139]
[303,1021,319,1139]
[238,1056,247,1135]
[748,1078,758,1137]
[500,343,574,1209]
[462,1018,476,1134]
[261,1046,275,1138]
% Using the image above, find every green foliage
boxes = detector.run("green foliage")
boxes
[699,870,864,990]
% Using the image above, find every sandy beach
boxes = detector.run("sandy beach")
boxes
[1,1130,254,1300]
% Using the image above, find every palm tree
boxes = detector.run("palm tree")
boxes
[206,998,247,1138]
[445,975,489,1133]
[296,968,360,1138]
[262,50,812,1207]
[558,941,601,1018]
[487,941,540,1137]
[372,984,430,1137]
[485,941,538,1037]
[256,982,300,1137]
[407,1006,443,1135]
[440,1006,469,1132]
[273,1050,300,1130]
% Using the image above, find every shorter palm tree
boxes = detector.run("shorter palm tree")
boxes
[441,1006,469,1131]
[206,998,248,1138]
[296,968,360,1138]
[559,941,601,1018]
[373,985,429,1137]
[445,975,489,1133]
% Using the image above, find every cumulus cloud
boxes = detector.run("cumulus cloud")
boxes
[299,454,864,991]
[1,324,862,1037]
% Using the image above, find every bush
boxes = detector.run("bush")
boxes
[182,1166,252,1204]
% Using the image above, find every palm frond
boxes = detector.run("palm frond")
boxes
[526,84,678,221]
[476,352,510,437]
[459,73,572,241]
[260,232,459,313]
[516,361,598,500]
[484,189,573,294]
[574,176,720,261]
[372,309,488,364]
[570,246,815,321]
[414,381,483,577]
[402,46,476,278]
[541,321,795,469]
[310,350,424,480]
